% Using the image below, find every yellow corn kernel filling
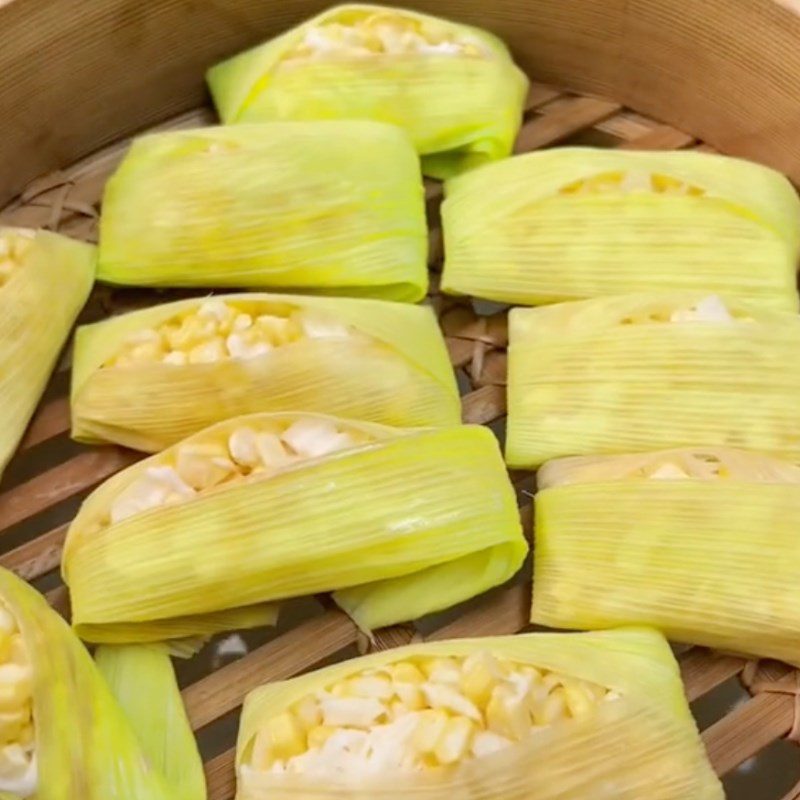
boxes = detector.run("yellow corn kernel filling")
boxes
[617,294,753,326]
[107,417,376,527]
[625,450,800,483]
[104,299,361,368]
[540,447,800,490]
[559,171,706,198]
[0,229,35,286]
[248,651,614,776]
[284,10,487,61]
[0,602,35,797]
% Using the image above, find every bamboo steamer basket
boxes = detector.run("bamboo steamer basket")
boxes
[1,1,800,797]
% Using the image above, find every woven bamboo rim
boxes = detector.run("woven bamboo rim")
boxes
[0,82,798,798]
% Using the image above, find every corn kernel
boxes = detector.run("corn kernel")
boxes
[293,696,322,731]
[535,686,568,726]
[486,684,530,740]
[394,682,425,711]
[411,709,449,755]
[262,711,307,761]
[0,665,31,713]
[388,662,425,685]
[435,716,476,765]
[460,657,496,708]
[422,682,480,721]
[348,675,393,700]
[420,657,460,682]
[188,338,226,364]
[176,443,236,490]
[0,709,28,745]
[306,725,336,750]
[471,729,512,758]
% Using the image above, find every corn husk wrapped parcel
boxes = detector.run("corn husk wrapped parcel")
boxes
[234,627,722,800]
[0,228,94,479]
[0,567,177,799]
[71,293,460,452]
[64,413,528,644]
[506,291,800,468]
[533,447,800,667]
[97,121,428,300]
[207,4,529,180]
[442,147,800,309]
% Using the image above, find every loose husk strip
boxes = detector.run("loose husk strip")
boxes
[97,121,427,300]
[0,567,172,799]
[506,291,800,467]
[442,147,800,309]
[95,644,205,800]
[0,228,94,479]
[235,627,722,800]
[71,292,460,452]
[533,446,800,665]
[63,413,528,643]
[206,4,528,179]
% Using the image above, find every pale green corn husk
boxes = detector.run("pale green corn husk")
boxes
[533,447,800,666]
[88,602,280,651]
[0,567,172,799]
[506,291,800,467]
[95,644,205,800]
[442,147,800,309]
[207,4,528,180]
[70,292,460,452]
[64,414,527,643]
[0,228,94,478]
[235,627,721,800]
[97,122,427,299]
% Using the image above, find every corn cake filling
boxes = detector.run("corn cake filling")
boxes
[106,417,377,527]
[284,10,488,61]
[559,171,706,198]
[618,295,752,326]
[0,229,35,286]
[634,449,800,483]
[0,602,35,797]
[540,448,800,489]
[104,299,363,368]
[246,651,615,776]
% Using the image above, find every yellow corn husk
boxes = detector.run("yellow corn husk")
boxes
[533,446,800,666]
[235,627,722,800]
[87,602,280,652]
[95,644,205,800]
[506,291,800,467]
[70,292,460,452]
[442,147,800,309]
[207,4,528,180]
[0,567,172,799]
[97,121,427,300]
[64,413,528,643]
[0,228,94,479]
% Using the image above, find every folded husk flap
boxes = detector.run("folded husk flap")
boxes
[206,4,528,179]
[64,414,527,642]
[70,292,460,452]
[95,644,205,800]
[0,228,94,479]
[235,627,722,800]
[0,567,172,799]
[97,122,427,299]
[533,446,800,666]
[506,291,800,467]
[442,147,800,309]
